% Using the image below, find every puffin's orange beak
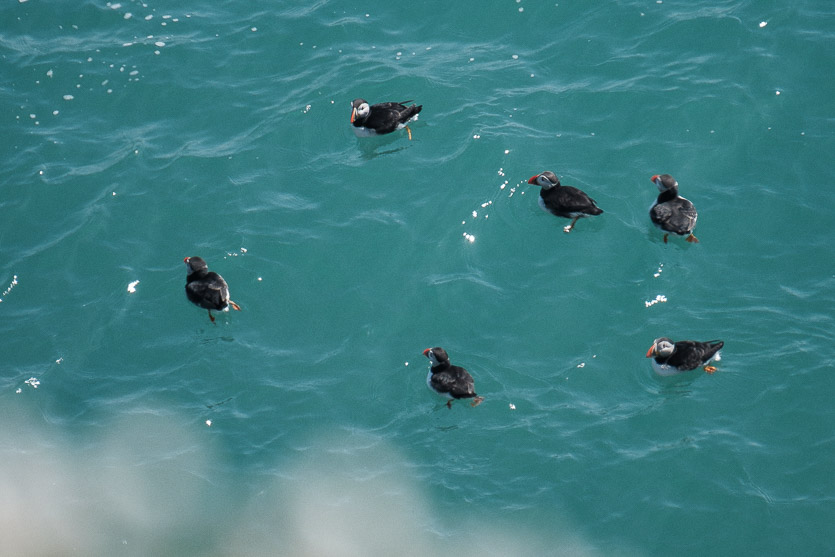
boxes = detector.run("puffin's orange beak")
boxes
[650,174,659,183]
[645,345,656,358]
[183,257,189,263]
[350,108,356,123]
[423,348,431,357]
[527,175,538,184]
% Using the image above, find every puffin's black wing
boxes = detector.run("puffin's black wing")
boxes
[365,102,422,134]
[186,272,229,310]
[651,197,697,235]
[430,366,476,399]
[668,340,723,370]
[552,186,603,216]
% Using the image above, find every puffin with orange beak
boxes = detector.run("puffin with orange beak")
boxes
[423,347,484,408]
[648,173,699,244]
[527,171,603,233]
[646,337,723,375]
[350,98,422,140]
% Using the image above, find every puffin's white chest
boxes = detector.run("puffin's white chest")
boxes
[651,360,684,376]
[352,126,379,137]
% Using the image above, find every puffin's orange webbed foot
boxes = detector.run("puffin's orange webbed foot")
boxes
[686,233,700,243]
[563,217,579,233]
[704,365,717,374]
[406,126,412,141]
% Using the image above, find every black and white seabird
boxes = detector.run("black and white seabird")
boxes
[184,256,241,323]
[649,174,699,243]
[423,347,484,408]
[350,98,422,140]
[646,337,723,375]
[528,171,603,233]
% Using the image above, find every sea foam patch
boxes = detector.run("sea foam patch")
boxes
[0,275,19,302]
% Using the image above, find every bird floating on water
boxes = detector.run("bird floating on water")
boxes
[350,98,422,140]
[184,256,241,323]
[527,171,603,233]
[649,174,699,244]
[423,347,484,408]
[646,337,723,375]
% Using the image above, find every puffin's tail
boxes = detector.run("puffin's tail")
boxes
[403,104,422,121]
[705,340,723,358]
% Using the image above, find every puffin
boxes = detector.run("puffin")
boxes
[184,256,241,323]
[350,98,422,140]
[422,347,484,408]
[646,337,723,375]
[649,174,699,243]
[527,171,603,233]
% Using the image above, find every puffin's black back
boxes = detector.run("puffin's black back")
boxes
[650,189,698,235]
[185,259,230,311]
[541,185,603,217]
[660,340,723,370]
[186,274,228,310]
[429,364,477,399]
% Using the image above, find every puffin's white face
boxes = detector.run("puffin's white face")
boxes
[426,350,441,366]
[534,175,552,187]
[652,339,675,358]
[352,102,370,120]
[529,172,559,189]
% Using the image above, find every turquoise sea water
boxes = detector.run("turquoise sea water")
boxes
[2,1,834,555]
